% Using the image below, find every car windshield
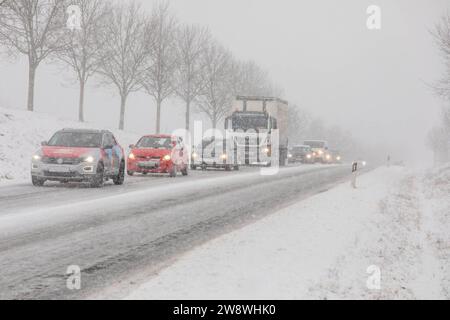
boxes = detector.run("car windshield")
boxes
[48,132,102,148]
[304,141,325,148]
[293,146,310,153]
[137,137,173,149]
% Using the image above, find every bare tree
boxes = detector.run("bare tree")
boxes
[96,1,151,130]
[141,1,177,134]
[56,0,110,122]
[287,104,310,145]
[230,60,274,97]
[432,13,450,99]
[196,40,234,129]
[174,24,210,130]
[0,0,67,111]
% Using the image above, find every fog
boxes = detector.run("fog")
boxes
[1,0,448,165]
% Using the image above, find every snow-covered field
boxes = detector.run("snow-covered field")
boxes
[125,165,450,300]
[0,107,140,182]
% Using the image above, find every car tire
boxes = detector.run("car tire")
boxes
[113,162,125,185]
[190,164,197,170]
[169,166,177,178]
[32,176,45,187]
[225,165,232,171]
[233,165,239,171]
[127,170,134,176]
[181,166,188,176]
[91,163,104,188]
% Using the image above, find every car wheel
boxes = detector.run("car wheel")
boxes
[113,162,125,185]
[32,176,45,187]
[233,165,239,171]
[225,165,232,171]
[127,170,134,176]
[190,164,197,170]
[169,165,177,178]
[91,163,104,188]
[181,166,188,176]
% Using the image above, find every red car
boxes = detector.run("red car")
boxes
[31,129,125,187]
[127,135,189,177]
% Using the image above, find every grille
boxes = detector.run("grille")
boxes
[43,171,78,178]
[42,157,82,165]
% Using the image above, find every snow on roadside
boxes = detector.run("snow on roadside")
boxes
[125,166,445,300]
[0,107,140,182]
[422,164,450,298]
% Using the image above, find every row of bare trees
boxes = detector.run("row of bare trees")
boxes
[0,0,278,131]
[429,14,450,163]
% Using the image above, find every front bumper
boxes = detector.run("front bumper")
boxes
[31,161,98,181]
[127,159,172,173]
[193,158,230,168]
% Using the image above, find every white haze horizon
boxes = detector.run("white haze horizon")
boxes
[0,0,448,167]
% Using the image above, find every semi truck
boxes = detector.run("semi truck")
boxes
[225,96,289,167]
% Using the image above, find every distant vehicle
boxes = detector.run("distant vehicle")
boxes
[288,145,314,164]
[225,96,289,167]
[31,129,125,187]
[304,140,329,163]
[191,137,239,171]
[329,150,342,164]
[127,135,189,178]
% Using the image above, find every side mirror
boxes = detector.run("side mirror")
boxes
[41,141,48,146]
[129,144,135,149]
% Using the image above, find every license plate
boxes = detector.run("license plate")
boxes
[138,161,159,168]
[48,166,70,173]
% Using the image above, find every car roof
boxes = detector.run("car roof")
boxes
[60,128,109,134]
[142,134,174,139]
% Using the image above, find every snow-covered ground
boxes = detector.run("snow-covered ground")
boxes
[0,107,140,182]
[125,165,450,300]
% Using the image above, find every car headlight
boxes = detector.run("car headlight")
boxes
[336,156,341,161]
[318,150,323,155]
[263,148,270,154]
[307,154,312,159]
[163,155,171,161]
[128,153,136,160]
[326,154,331,160]
[32,155,41,161]
[84,156,95,163]
[288,153,293,158]
[192,153,198,159]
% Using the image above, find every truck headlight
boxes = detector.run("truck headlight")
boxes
[84,156,95,163]
[220,154,228,160]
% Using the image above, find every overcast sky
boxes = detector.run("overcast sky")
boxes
[1,0,449,164]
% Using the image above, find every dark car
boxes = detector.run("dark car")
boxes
[288,145,314,164]
[31,129,125,187]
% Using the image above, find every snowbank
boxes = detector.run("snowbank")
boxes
[0,107,140,182]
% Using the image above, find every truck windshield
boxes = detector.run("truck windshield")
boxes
[48,132,102,148]
[304,141,325,148]
[137,137,173,149]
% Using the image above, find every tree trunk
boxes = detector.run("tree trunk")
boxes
[27,64,37,111]
[185,99,190,131]
[212,114,217,130]
[119,94,127,130]
[156,99,162,134]
[78,79,85,122]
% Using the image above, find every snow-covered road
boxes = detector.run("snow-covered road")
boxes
[0,164,352,299]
